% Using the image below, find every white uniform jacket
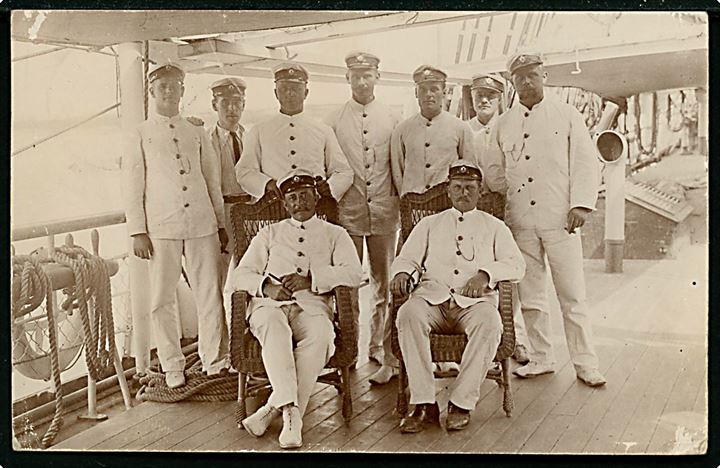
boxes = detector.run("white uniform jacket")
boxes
[231,216,363,318]
[483,94,600,230]
[123,113,224,239]
[391,208,525,309]
[390,111,476,196]
[325,98,400,236]
[209,123,246,197]
[235,113,353,200]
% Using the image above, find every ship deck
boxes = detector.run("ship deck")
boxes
[50,243,707,454]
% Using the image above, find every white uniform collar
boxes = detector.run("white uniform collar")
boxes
[150,112,182,124]
[450,207,478,217]
[349,97,376,111]
[288,214,318,229]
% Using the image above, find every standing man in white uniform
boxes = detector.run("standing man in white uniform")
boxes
[231,170,362,449]
[391,160,525,433]
[390,65,476,197]
[325,51,400,385]
[483,52,606,387]
[208,77,248,281]
[124,63,230,389]
[470,73,530,365]
[235,63,353,202]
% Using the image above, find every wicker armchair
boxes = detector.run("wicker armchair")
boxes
[228,192,358,427]
[390,182,516,417]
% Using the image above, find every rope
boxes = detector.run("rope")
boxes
[136,352,238,403]
[635,92,659,156]
[12,255,64,448]
[11,103,121,157]
[52,246,115,381]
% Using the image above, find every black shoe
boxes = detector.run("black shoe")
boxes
[446,401,470,431]
[399,402,440,433]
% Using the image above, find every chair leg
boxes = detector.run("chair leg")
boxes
[500,358,513,417]
[397,361,409,417]
[341,365,353,422]
[236,372,247,428]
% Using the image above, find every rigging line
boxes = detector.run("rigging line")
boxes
[11,103,120,157]
[12,39,118,58]
[12,46,65,62]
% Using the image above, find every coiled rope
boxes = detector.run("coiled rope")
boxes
[52,245,115,381]
[12,246,115,447]
[12,255,64,448]
[136,352,238,403]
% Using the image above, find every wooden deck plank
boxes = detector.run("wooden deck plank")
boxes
[518,414,574,453]
[455,359,579,453]
[646,343,706,454]
[582,339,667,453]
[491,358,578,453]
[52,400,170,450]
[92,401,210,450]
[550,341,646,453]
[144,402,235,450]
[511,338,626,453]
[300,382,394,451]
[614,344,686,454]
[178,410,239,450]
[318,390,397,451]
[122,401,228,450]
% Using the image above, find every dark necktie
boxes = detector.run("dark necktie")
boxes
[230,131,242,164]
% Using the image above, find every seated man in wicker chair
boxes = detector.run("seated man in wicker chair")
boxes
[390,160,525,433]
[229,169,362,449]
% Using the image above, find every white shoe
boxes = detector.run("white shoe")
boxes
[165,371,185,389]
[279,405,303,449]
[368,365,399,385]
[513,361,555,378]
[242,403,280,437]
[576,368,607,387]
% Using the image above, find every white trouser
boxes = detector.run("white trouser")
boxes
[512,228,599,371]
[351,233,399,367]
[397,297,502,410]
[148,234,230,374]
[248,303,335,416]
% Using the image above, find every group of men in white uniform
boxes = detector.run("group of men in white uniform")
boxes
[124,49,606,449]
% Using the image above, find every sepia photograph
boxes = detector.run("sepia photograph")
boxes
[9,9,708,455]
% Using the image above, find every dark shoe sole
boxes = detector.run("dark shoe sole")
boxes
[446,422,469,431]
[513,369,554,379]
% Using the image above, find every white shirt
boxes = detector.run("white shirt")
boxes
[235,112,353,200]
[325,98,400,236]
[391,208,525,309]
[209,123,246,197]
[470,114,499,192]
[390,111,477,196]
[123,113,224,239]
[483,94,600,230]
[231,215,363,318]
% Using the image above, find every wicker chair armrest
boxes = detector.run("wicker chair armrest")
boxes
[332,285,359,366]
[495,281,516,361]
[230,290,250,370]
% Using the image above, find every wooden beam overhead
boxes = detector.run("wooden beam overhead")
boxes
[11,10,397,48]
